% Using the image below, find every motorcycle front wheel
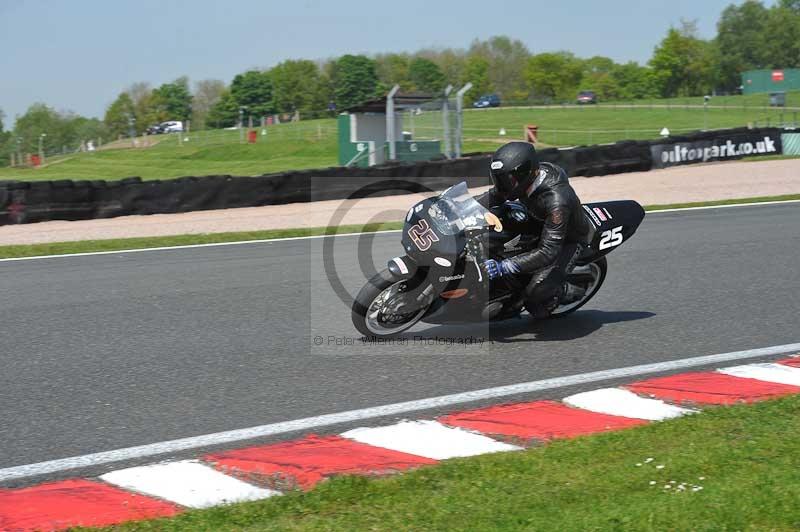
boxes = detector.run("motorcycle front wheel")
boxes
[351,269,430,338]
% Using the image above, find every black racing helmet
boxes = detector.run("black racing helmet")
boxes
[489,141,540,200]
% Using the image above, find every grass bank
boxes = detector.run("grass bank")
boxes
[1,195,798,260]
[94,393,800,531]
[1,102,795,181]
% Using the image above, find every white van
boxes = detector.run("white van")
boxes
[161,120,184,133]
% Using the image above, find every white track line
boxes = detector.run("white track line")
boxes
[2,199,797,263]
[341,420,520,460]
[0,230,402,263]
[718,363,800,387]
[100,460,278,508]
[564,388,694,420]
[0,342,798,483]
[646,198,800,214]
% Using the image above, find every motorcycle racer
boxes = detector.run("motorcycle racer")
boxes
[476,141,594,318]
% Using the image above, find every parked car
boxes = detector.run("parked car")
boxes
[473,94,501,108]
[576,90,597,105]
[160,120,184,133]
[145,124,166,135]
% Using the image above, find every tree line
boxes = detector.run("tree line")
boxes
[2,0,800,164]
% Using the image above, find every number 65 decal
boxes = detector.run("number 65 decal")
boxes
[407,219,440,251]
[599,226,623,250]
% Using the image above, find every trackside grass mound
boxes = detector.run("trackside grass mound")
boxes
[0,195,798,260]
[88,393,800,531]
[0,103,795,182]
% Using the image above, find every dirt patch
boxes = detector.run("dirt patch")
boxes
[1,158,798,246]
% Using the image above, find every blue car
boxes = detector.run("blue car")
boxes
[473,94,501,108]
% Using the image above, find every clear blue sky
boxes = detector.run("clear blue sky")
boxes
[0,0,768,122]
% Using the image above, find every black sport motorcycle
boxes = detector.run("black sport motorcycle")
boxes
[351,182,645,338]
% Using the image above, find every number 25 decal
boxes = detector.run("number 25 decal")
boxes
[407,219,440,251]
[599,226,623,250]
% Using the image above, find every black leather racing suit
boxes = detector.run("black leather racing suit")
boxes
[475,162,594,315]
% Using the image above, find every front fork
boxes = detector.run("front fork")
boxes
[464,228,490,293]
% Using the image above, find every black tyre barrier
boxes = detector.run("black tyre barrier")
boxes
[0,127,783,226]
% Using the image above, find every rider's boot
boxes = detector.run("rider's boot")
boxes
[531,283,585,319]
[560,282,586,305]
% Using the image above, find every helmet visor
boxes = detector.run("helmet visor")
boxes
[491,160,534,199]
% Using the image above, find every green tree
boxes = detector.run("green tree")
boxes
[152,77,193,122]
[14,103,67,154]
[230,70,274,117]
[408,57,446,93]
[611,62,659,99]
[715,1,770,90]
[468,36,531,102]
[462,55,491,104]
[375,53,412,90]
[124,82,159,133]
[68,115,107,144]
[0,109,10,166]
[583,56,616,75]
[269,60,327,117]
[192,79,227,130]
[206,89,239,128]
[525,52,584,102]
[763,6,800,69]
[649,22,714,97]
[418,48,466,88]
[581,56,621,100]
[104,93,136,138]
[330,54,380,110]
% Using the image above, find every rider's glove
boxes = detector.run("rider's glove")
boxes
[482,258,520,280]
[505,202,528,223]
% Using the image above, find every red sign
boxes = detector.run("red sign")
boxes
[772,70,785,82]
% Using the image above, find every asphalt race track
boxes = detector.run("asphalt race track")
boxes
[1,202,799,484]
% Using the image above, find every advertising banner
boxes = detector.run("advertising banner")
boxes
[650,129,782,169]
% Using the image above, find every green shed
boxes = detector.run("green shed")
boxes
[337,90,442,168]
[741,69,800,95]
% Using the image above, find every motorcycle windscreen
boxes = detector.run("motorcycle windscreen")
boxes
[402,182,490,266]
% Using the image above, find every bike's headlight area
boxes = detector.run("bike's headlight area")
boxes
[428,205,461,236]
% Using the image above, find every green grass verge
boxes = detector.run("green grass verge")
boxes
[0,120,339,182]
[90,394,800,531]
[1,194,798,260]
[1,98,796,181]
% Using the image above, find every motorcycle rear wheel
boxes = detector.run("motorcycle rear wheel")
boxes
[351,269,429,338]
[548,256,608,318]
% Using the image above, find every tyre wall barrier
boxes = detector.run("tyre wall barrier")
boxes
[0,127,783,226]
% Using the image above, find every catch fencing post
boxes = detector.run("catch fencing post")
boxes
[38,133,46,165]
[443,85,453,159]
[386,84,400,161]
[128,115,136,147]
[239,106,247,144]
[455,82,472,158]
